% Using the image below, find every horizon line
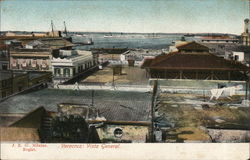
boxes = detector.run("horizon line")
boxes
[0,30,240,36]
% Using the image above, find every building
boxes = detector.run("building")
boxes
[0,71,52,99]
[0,44,9,70]
[200,36,239,44]
[10,48,52,71]
[241,18,250,46]
[120,49,163,66]
[51,50,97,84]
[0,71,29,98]
[9,38,74,72]
[141,42,250,81]
[201,43,250,66]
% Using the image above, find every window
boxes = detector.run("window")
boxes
[64,68,70,77]
[54,68,61,76]
[218,83,226,89]
[2,64,8,70]
[234,55,239,61]
[114,128,123,138]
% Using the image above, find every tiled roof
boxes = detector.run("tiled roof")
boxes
[177,41,209,52]
[0,89,151,122]
[141,58,154,68]
[146,51,250,71]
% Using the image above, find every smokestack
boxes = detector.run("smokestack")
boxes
[244,18,250,33]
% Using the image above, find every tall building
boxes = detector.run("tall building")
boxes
[241,18,250,46]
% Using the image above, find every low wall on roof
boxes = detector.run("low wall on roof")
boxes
[55,84,151,92]
[54,79,247,95]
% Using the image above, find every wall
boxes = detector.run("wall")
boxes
[0,73,29,98]
[29,72,52,86]
[0,78,12,98]
[12,74,29,93]
[97,124,149,143]
[10,57,51,71]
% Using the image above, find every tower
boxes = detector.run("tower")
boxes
[244,18,250,33]
[242,19,250,46]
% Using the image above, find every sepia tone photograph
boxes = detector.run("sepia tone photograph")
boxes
[0,0,250,159]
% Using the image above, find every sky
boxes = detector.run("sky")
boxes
[0,0,249,34]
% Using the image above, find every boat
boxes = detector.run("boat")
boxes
[74,37,94,45]
[74,34,87,37]
[104,33,113,38]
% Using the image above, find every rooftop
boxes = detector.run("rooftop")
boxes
[142,51,250,71]
[0,89,151,122]
[177,41,209,52]
[157,92,250,142]
[81,65,148,85]
[0,127,40,142]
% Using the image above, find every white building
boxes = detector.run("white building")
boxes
[120,49,163,66]
[225,51,245,62]
[231,52,244,62]
[51,50,96,83]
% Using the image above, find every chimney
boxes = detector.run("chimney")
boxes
[244,18,250,33]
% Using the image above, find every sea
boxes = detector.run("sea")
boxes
[72,33,198,50]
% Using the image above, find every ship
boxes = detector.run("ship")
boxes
[61,21,94,45]
[104,32,113,38]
